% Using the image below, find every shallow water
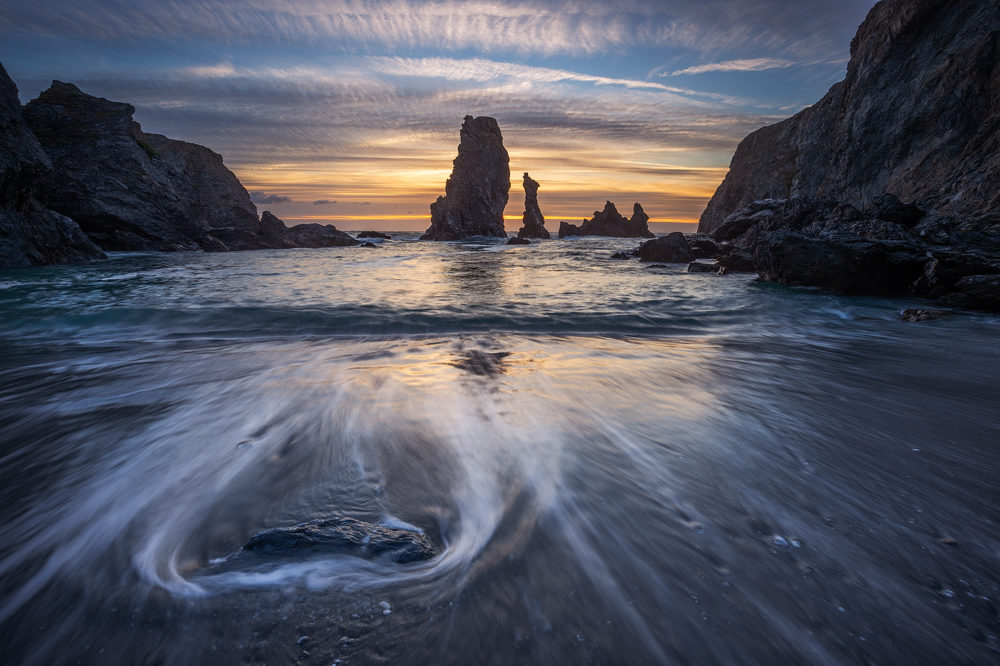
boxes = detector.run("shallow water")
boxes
[1,235,998,664]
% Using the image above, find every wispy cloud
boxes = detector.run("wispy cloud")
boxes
[250,191,292,204]
[664,58,797,76]
[312,199,337,205]
[1,0,875,59]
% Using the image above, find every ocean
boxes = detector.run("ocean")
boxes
[1,234,998,664]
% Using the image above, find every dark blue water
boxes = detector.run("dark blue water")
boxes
[1,235,998,664]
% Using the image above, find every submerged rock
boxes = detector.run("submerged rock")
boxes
[506,237,530,245]
[0,64,104,268]
[636,232,693,263]
[421,116,510,240]
[242,517,436,564]
[516,172,549,239]
[558,201,654,238]
[900,308,948,322]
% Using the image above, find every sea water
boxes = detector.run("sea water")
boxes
[1,234,998,664]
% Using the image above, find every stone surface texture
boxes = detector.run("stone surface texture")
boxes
[0,65,104,268]
[699,0,1000,234]
[422,116,510,240]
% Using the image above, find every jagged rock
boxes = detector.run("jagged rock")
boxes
[421,116,509,240]
[941,275,1000,311]
[516,172,549,239]
[0,64,104,268]
[687,262,717,273]
[506,237,530,245]
[752,231,926,294]
[715,250,756,274]
[635,232,693,263]
[357,230,391,239]
[20,80,339,254]
[699,0,1000,233]
[686,234,722,259]
[241,517,436,564]
[558,201,654,238]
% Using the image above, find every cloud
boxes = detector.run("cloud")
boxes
[250,191,292,204]
[0,0,876,60]
[312,199,337,205]
[664,58,797,76]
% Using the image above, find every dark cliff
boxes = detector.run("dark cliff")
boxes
[0,66,104,267]
[699,0,1000,233]
[23,82,268,251]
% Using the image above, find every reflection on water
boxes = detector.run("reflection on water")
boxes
[1,238,999,665]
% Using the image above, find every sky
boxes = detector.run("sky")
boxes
[0,0,877,232]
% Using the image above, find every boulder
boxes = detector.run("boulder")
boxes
[687,262,717,273]
[516,172,549,239]
[357,230,391,239]
[941,275,1000,311]
[559,201,655,238]
[506,237,530,245]
[421,116,509,240]
[0,63,104,267]
[715,250,756,274]
[686,234,722,258]
[752,231,926,294]
[241,516,436,564]
[635,232,693,263]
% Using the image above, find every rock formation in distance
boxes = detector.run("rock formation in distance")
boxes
[0,64,104,268]
[558,201,654,238]
[699,0,1000,233]
[421,116,510,240]
[516,172,549,239]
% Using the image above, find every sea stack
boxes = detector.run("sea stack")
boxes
[558,201,654,238]
[421,116,510,240]
[516,172,549,239]
[0,64,104,268]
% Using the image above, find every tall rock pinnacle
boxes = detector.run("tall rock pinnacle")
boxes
[421,116,510,240]
[516,172,549,239]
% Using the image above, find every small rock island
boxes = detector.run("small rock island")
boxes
[421,115,510,241]
[558,201,654,238]
[516,172,549,239]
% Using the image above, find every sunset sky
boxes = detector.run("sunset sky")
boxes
[1,0,876,231]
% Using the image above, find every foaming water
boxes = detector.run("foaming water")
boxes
[1,237,999,664]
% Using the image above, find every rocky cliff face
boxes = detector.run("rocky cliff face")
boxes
[699,0,1000,233]
[558,201,654,238]
[22,81,272,252]
[516,172,549,239]
[421,116,510,240]
[0,66,104,268]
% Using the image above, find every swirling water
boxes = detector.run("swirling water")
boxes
[1,234,998,664]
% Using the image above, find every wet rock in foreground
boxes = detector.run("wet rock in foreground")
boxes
[242,517,436,564]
